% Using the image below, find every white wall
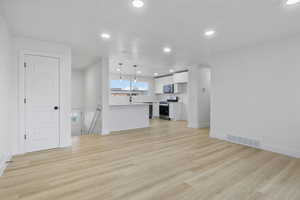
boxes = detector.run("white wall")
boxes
[84,62,102,111]
[71,70,84,109]
[71,69,84,136]
[188,67,211,128]
[210,35,300,158]
[79,59,110,135]
[13,37,72,154]
[0,15,14,174]
[100,58,110,135]
[82,61,104,134]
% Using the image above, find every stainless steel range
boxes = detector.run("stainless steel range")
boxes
[159,101,170,120]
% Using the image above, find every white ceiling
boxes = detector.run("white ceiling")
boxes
[1,0,300,76]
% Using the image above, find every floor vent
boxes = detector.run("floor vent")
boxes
[226,135,261,148]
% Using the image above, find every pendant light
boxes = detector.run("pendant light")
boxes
[133,65,138,83]
[118,63,123,82]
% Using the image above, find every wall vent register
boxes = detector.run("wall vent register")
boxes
[226,134,261,149]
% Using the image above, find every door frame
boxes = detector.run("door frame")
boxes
[19,50,64,154]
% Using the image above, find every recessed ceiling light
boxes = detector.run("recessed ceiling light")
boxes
[286,0,300,5]
[137,70,142,74]
[163,47,172,53]
[101,33,111,39]
[204,29,216,38]
[154,73,158,76]
[169,69,175,73]
[132,0,144,8]
[116,68,121,72]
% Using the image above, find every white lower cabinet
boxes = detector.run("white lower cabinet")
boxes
[153,103,160,117]
[169,103,183,121]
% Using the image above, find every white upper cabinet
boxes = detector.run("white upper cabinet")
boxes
[174,83,184,94]
[162,76,174,85]
[154,76,173,94]
[154,78,163,94]
[173,72,188,83]
[155,73,188,94]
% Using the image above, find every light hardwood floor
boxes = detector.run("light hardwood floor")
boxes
[1,119,300,200]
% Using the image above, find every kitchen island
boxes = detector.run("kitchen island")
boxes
[109,103,150,132]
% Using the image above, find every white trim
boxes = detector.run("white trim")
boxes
[188,123,199,129]
[210,133,300,158]
[101,129,111,135]
[19,50,66,154]
[199,122,210,128]
[188,121,210,129]
[209,131,220,139]
[262,143,300,158]
[109,125,149,133]
[0,154,12,176]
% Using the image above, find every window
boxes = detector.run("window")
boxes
[110,80,131,91]
[132,81,149,91]
[110,80,149,95]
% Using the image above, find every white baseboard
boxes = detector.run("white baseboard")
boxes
[0,153,12,176]
[188,121,210,129]
[210,133,300,158]
[209,132,221,139]
[109,124,149,133]
[262,143,300,158]
[199,122,210,128]
[101,129,111,135]
[60,141,72,148]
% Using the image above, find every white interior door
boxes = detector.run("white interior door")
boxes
[24,54,60,152]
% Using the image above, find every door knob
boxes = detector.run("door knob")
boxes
[54,106,59,110]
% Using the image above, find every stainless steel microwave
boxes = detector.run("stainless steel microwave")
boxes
[163,84,174,94]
